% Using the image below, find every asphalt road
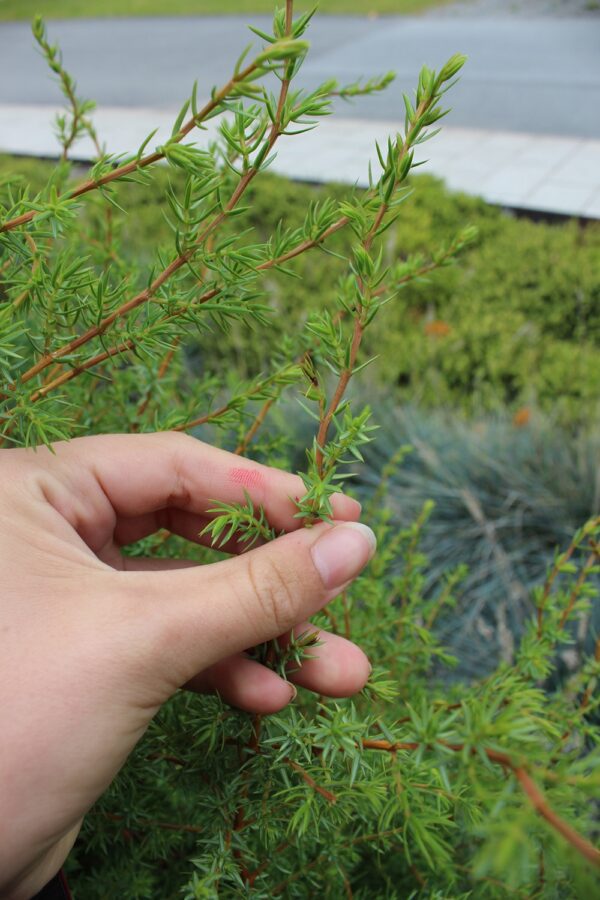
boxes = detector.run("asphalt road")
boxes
[0,14,599,138]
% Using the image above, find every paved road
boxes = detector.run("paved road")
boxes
[432,0,596,15]
[0,14,599,138]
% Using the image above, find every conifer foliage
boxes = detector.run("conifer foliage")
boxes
[0,4,598,896]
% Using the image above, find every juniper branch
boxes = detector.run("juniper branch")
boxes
[537,517,600,638]
[0,37,298,235]
[360,737,600,869]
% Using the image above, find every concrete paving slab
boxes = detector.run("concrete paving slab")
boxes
[582,188,600,219]
[432,0,597,17]
[476,164,549,204]
[526,181,598,215]
[1,103,598,219]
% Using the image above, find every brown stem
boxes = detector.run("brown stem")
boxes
[341,867,355,898]
[29,339,134,401]
[285,757,337,804]
[361,94,428,257]
[362,738,419,752]
[314,316,363,474]
[513,766,599,868]
[18,208,231,385]
[235,395,276,455]
[536,536,579,639]
[4,56,466,419]
[311,98,433,477]
[174,368,291,434]
[135,340,180,420]
[4,215,347,405]
[229,713,262,882]
[246,839,291,886]
[321,605,341,633]
[60,78,82,162]
[260,217,349,270]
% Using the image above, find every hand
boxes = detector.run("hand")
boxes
[0,432,375,898]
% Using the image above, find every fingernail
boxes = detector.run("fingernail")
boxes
[288,683,297,702]
[342,494,362,516]
[311,522,376,591]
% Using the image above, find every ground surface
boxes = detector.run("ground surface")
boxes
[435,0,597,14]
[0,12,598,137]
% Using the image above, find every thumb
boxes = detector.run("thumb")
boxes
[131,521,376,690]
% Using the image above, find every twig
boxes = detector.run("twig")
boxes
[246,839,291,886]
[235,395,277,455]
[315,315,363,474]
[536,534,581,639]
[135,340,180,421]
[272,827,406,894]
[285,757,337,804]
[558,546,599,631]
[174,366,294,434]
[99,810,203,835]
[0,55,265,235]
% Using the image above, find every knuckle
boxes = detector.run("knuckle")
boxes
[163,430,199,453]
[246,553,299,636]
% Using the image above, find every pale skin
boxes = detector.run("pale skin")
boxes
[0,432,376,898]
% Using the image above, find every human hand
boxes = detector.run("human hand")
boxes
[0,433,375,898]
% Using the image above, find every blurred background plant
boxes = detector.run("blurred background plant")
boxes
[0,0,451,20]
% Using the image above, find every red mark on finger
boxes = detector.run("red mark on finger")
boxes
[230,467,264,491]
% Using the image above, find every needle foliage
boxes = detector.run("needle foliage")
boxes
[0,4,598,896]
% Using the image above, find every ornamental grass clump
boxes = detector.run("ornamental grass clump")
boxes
[0,4,599,896]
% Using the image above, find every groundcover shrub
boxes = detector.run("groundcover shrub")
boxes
[1,4,599,896]
[266,398,600,680]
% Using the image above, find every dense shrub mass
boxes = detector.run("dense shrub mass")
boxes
[3,156,597,425]
[1,5,598,897]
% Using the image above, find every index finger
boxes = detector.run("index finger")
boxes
[46,431,360,536]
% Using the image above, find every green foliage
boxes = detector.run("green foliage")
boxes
[3,162,596,426]
[1,5,599,897]
[69,506,600,898]
[202,489,283,549]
